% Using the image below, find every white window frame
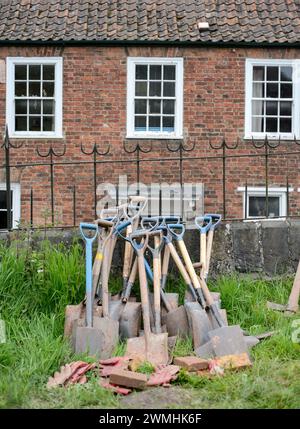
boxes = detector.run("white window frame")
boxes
[126,57,183,139]
[245,58,300,140]
[6,57,63,138]
[237,186,293,219]
[0,183,21,229]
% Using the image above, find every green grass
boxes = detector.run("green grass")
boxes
[0,240,299,409]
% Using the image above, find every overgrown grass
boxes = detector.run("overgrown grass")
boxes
[0,239,299,409]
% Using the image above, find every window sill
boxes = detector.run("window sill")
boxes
[244,134,298,141]
[126,133,183,140]
[9,132,64,139]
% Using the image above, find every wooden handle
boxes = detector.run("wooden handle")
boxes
[177,239,202,291]
[200,233,206,278]
[167,242,192,286]
[101,236,112,318]
[123,224,133,279]
[154,235,162,281]
[153,254,161,334]
[137,253,151,345]
[287,259,300,312]
[162,245,170,278]
[205,230,214,279]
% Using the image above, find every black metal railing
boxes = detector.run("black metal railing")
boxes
[2,124,300,230]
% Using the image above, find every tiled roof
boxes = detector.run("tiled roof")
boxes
[0,0,300,44]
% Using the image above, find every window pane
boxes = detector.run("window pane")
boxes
[29,81,41,97]
[29,100,41,114]
[280,66,292,82]
[149,116,160,131]
[280,118,292,133]
[163,82,175,97]
[149,82,161,96]
[42,82,54,97]
[15,65,27,80]
[136,65,147,80]
[150,65,161,80]
[15,116,27,131]
[149,99,161,114]
[0,190,12,209]
[43,65,55,80]
[163,99,175,115]
[252,117,264,132]
[134,116,146,131]
[253,82,264,97]
[163,116,174,132]
[135,81,147,96]
[253,66,264,81]
[267,66,279,81]
[266,101,278,115]
[249,196,279,217]
[15,82,27,97]
[280,83,292,98]
[29,116,41,131]
[252,100,264,115]
[0,211,12,229]
[43,100,54,114]
[266,117,277,132]
[280,101,292,116]
[164,65,176,80]
[29,65,41,80]
[43,116,55,132]
[135,99,147,114]
[266,83,278,98]
[15,100,27,114]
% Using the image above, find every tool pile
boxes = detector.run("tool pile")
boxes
[64,196,256,365]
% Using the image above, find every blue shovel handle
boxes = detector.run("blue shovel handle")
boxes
[204,213,222,231]
[195,215,213,234]
[79,222,98,327]
[166,223,185,240]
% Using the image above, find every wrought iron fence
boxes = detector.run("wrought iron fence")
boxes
[2,124,300,230]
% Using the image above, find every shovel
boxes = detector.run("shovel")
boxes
[73,223,119,358]
[195,215,212,279]
[126,230,169,366]
[267,258,300,314]
[204,213,222,280]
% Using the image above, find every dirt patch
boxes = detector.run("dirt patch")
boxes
[119,386,195,409]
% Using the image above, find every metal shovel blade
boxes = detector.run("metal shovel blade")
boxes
[126,332,169,366]
[166,306,189,338]
[119,301,142,340]
[64,303,84,338]
[73,316,119,359]
[184,301,212,348]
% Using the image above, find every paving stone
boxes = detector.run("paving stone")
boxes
[109,369,147,389]
[173,356,209,371]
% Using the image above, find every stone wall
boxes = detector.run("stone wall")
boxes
[2,220,299,277]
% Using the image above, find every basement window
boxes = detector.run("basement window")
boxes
[127,57,183,139]
[6,57,63,138]
[237,186,292,219]
[245,59,300,139]
[0,183,21,229]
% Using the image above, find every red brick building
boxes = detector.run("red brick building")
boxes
[1,0,300,228]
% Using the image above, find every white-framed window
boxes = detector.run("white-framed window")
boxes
[0,183,21,229]
[6,57,63,138]
[237,186,293,219]
[127,57,183,139]
[245,59,300,140]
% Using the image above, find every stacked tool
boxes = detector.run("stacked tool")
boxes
[64,197,255,363]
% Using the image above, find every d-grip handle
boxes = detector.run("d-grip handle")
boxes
[129,230,149,252]
[204,213,222,231]
[79,223,98,243]
[166,223,185,240]
[195,215,212,234]
[141,216,160,231]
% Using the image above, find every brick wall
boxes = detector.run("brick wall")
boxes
[0,44,300,226]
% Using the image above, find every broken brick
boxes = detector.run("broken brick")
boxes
[109,369,147,389]
[212,353,252,371]
[147,365,180,386]
[174,356,209,371]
